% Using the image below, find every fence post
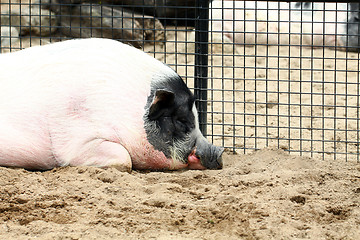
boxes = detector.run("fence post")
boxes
[194,0,210,136]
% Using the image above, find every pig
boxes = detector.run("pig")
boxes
[209,1,360,51]
[0,38,223,171]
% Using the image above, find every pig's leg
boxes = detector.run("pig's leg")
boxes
[67,140,132,172]
[91,141,132,172]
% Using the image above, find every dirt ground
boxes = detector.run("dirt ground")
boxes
[1,6,360,238]
[0,148,359,239]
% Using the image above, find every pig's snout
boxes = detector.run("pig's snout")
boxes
[193,139,224,169]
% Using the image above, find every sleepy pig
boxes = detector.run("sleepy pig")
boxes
[0,38,223,171]
[209,1,360,51]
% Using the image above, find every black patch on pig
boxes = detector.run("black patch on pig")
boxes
[346,3,360,51]
[294,2,312,9]
[144,73,196,160]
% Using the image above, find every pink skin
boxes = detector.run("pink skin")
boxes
[0,38,208,171]
[210,1,348,48]
[187,150,206,170]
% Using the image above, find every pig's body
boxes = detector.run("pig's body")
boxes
[0,38,223,171]
[210,1,360,51]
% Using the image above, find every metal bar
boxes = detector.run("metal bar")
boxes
[194,0,210,136]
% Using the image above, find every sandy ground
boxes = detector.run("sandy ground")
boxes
[1,3,360,238]
[0,148,359,239]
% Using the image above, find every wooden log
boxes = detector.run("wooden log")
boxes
[45,3,165,48]
[53,0,197,25]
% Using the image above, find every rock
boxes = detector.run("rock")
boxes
[0,4,58,37]
[45,3,165,48]
[0,26,19,47]
[1,1,165,47]
[54,0,197,25]
[26,4,58,36]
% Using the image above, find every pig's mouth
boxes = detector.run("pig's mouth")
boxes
[187,148,206,170]
[187,147,223,170]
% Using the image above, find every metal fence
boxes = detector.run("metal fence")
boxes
[1,0,359,162]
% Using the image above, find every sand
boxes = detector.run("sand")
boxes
[0,148,359,239]
[1,8,360,238]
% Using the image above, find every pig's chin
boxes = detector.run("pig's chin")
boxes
[186,150,206,170]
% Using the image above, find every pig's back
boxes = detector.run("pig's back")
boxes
[0,38,173,114]
[0,38,169,87]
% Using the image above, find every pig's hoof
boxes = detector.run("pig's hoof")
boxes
[109,163,132,173]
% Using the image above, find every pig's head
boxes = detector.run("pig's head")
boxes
[143,70,223,170]
[346,3,360,52]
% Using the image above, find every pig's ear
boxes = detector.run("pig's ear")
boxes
[148,90,175,120]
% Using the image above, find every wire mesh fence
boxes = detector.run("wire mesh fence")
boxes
[1,0,359,162]
[207,1,360,162]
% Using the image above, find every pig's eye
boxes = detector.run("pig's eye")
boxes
[175,118,190,132]
[176,119,186,128]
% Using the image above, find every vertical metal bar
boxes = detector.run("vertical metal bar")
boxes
[0,2,2,51]
[194,0,210,136]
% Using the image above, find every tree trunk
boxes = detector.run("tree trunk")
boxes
[52,0,197,25]
[45,2,165,48]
